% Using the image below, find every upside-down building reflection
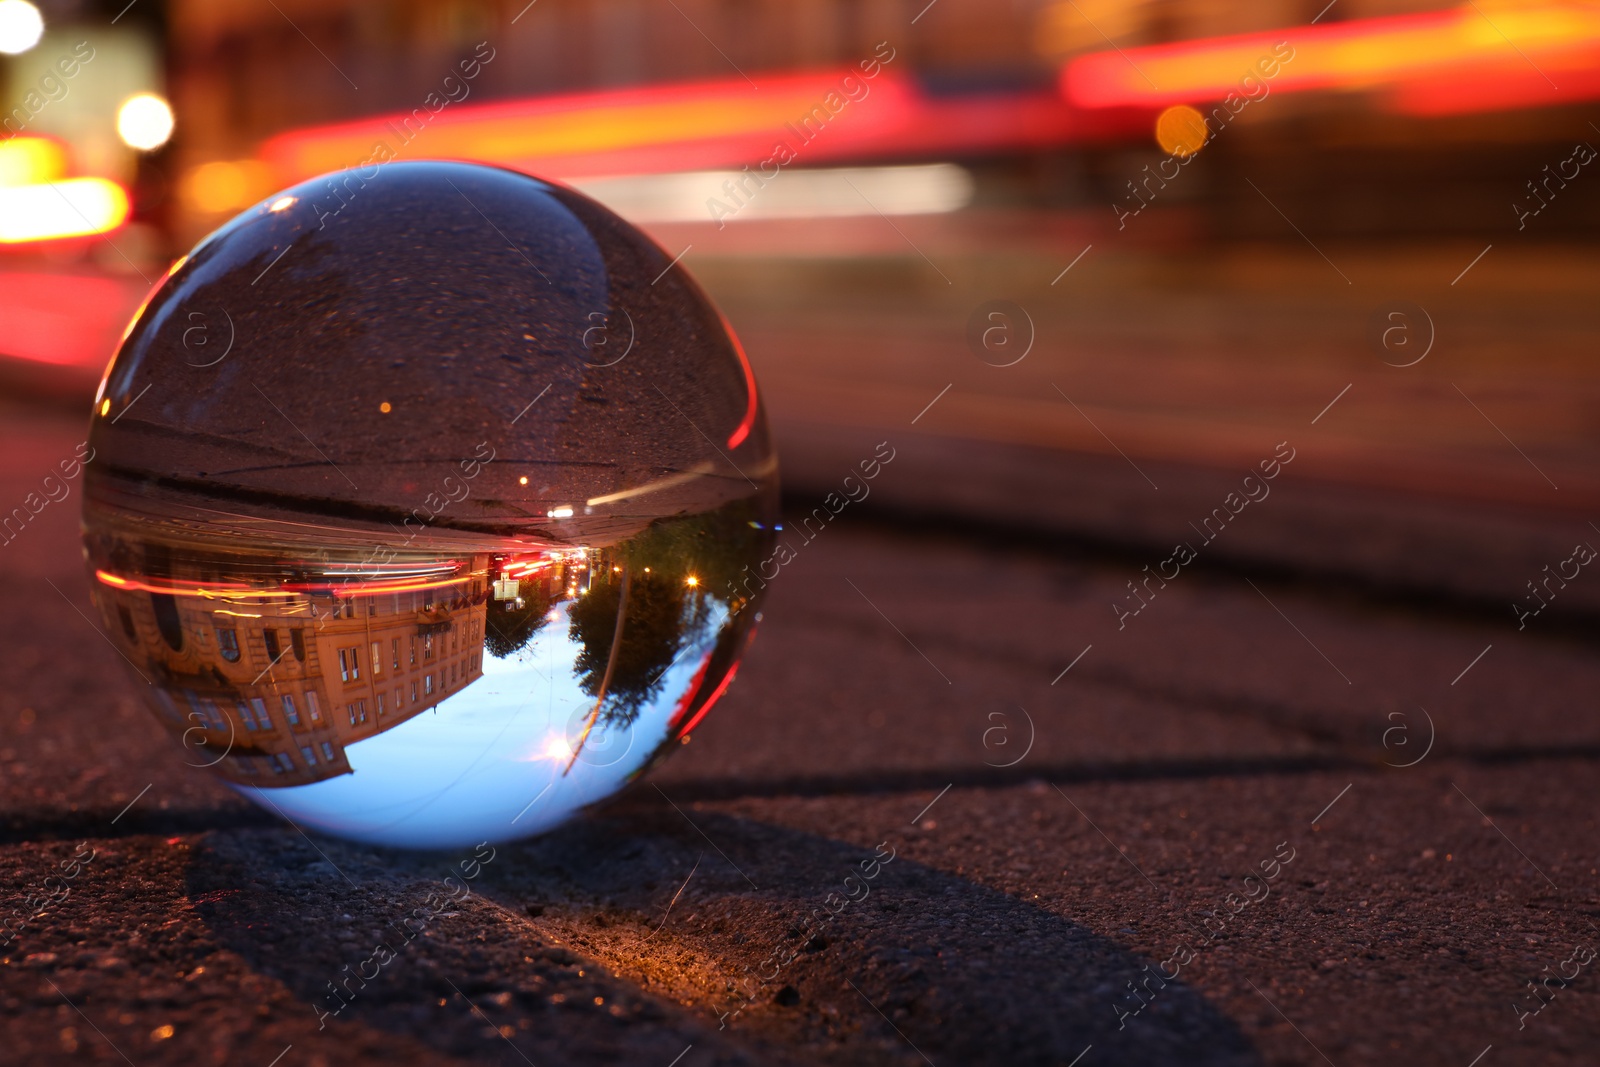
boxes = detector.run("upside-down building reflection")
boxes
[92,556,491,786]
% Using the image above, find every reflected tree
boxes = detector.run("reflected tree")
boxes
[484,583,554,659]
[567,568,686,726]
[566,496,777,727]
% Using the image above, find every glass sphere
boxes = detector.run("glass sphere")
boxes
[82,161,777,849]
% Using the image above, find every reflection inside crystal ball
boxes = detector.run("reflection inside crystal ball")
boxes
[82,161,777,849]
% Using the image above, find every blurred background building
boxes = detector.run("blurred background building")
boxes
[6,0,1600,387]
[3,0,1598,604]
[153,0,1600,249]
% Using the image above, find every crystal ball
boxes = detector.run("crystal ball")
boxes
[82,161,777,849]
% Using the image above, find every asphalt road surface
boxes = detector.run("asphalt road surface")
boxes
[2,398,1598,1067]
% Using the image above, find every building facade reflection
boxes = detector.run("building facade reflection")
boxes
[93,556,490,787]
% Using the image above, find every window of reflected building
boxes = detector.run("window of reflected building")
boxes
[338,647,360,682]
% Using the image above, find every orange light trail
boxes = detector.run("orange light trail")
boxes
[1063,3,1600,112]
[499,560,555,578]
[95,569,476,600]
[285,575,473,596]
[265,75,838,177]
[258,70,1076,187]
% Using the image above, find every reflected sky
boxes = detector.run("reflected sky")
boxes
[236,599,727,849]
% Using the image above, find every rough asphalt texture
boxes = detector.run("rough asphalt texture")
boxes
[2,403,1598,1067]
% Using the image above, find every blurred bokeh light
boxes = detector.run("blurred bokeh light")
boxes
[0,0,43,56]
[115,91,173,151]
[1154,104,1209,157]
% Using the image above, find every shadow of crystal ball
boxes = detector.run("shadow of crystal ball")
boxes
[82,161,778,849]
